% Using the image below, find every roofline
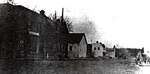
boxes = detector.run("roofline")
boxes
[69,33,85,34]
[0,3,50,19]
[116,47,142,49]
[83,33,88,45]
[69,33,88,44]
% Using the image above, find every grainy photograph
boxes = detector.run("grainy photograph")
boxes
[0,0,149,74]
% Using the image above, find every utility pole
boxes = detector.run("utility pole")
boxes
[61,8,64,22]
[54,11,57,20]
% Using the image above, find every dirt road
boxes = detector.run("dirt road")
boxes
[0,59,141,74]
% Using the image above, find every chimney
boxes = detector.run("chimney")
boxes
[61,8,64,22]
[96,41,98,43]
[7,0,14,5]
[54,10,57,19]
[40,10,45,16]
[113,45,116,49]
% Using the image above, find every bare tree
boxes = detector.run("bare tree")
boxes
[48,12,73,32]
[64,17,73,32]
[72,16,98,42]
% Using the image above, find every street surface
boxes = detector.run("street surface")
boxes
[0,59,144,74]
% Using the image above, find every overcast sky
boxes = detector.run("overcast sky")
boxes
[1,0,150,52]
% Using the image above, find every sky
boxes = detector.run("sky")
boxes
[1,0,150,52]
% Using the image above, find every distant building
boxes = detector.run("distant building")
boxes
[91,41,105,57]
[105,46,116,59]
[67,33,87,59]
[115,48,144,59]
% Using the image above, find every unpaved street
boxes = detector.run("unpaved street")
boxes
[0,59,141,74]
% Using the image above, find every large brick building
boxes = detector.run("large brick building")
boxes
[0,3,69,60]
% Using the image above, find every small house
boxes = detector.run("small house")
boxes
[68,33,87,59]
[91,41,105,57]
[105,46,116,59]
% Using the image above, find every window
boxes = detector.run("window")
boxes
[20,40,24,44]
[94,47,96,50]
[69,46,72,51]
[98,47,100,50]
[17,40,24,48]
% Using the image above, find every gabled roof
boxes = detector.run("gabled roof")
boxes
[68,33,87,44]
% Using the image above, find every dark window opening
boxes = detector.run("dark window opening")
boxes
[20,40,24,44]
[98,47,100,50]
[94,47,96,50]
[69,46,72,51]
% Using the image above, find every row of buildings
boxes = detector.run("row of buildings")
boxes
[68,36,144,60]
[0,3,144,60]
